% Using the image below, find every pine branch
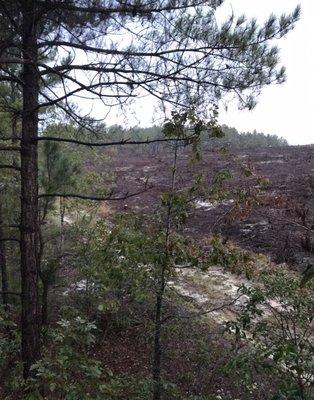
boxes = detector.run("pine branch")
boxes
[43,1,210,16]
[0,164,20,171]
[0,146,20,151]
[0,290,21,296]
[38,42,217,58]
[38,187,151,201]
[36,136,190,147]
[0,75,21,84]
[0,136,18,141]
[0,238,20,243]
[162,293,243,323]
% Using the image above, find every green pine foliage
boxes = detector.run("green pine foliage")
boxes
[106,124,288,152]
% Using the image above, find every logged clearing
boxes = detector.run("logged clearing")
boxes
[99,145,313,267]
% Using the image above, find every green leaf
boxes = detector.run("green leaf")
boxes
[300,263,314,287]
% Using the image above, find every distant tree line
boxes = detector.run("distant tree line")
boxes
[214,125,288,149]
[105,124,288,154]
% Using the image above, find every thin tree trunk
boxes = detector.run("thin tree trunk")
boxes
[0,192,9,308]
[10,74,20,169]
[41,281,49,326]
[38,226,47,325]
[152,142,178,400]
[38,197,48,325]
[152,274,166,400]
[60,196,65,253]
[20,0,41,379]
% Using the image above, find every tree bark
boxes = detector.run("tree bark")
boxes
[60,196,65,253]
[152,275,165,400]
[152,141,178,400]
[0,192,9,308]
[20,0,41,379]
[38,216,48,326]
[41,280,48,326]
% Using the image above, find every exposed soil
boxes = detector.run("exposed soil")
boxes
[100,145,314,267]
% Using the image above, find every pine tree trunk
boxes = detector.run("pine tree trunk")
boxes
[0,193,9,307]
[152,278,165,400]
[20,0,41,379]
[41,281,49,326]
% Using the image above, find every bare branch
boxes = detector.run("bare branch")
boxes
[162,293,243,323]
[38,187,151,202]
[275,218,313,233]
[36,135,190,147]
[0,75,22,84]
[0,136,17,141]
[0,164,20,171]
[0,290,21,296]
[0,146,20,151]
[0,238,20,243]
[41,1,210,17]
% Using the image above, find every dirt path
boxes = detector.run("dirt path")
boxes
[168,266,251,324]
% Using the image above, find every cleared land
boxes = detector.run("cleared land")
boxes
[101,144,313,267]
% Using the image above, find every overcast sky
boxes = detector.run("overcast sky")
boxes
[217,0,313,145]
[92,0,313,145]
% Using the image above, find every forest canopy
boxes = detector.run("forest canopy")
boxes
[103,124,289,149]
